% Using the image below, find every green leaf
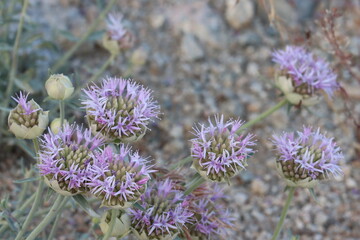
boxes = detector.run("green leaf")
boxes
[308,188,319,204]
[0,42,12,51]
[87,30,105,41]
[133,202,145,212]
[58,29,78,42]
[0,106,12,112]
[13,177,39,184]
[14,78,35,93]
[72,195,100,218]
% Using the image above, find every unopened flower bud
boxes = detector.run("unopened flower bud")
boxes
[50,118,68,134]
[191,115,256,182]
[99,211,130,238]
[8,92,49,139]
[45,74,74,100]
[272,126,343,188]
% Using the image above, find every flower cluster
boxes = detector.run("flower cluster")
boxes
[182,184,234,239]
[8,92,49,139]
[272,46,339,106]
[87,145,154,208]
[129,179,193,239]
[191,115,256,182]
[82,77,160,143]
[38,124,105,195]
[272,126,343,188]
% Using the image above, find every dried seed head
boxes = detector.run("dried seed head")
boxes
[45,74,74,100]
[272,126,343,188]
[191,115,256,182]
[8,92,49,139]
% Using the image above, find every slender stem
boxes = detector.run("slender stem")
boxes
[51,0,117,72]
[271,187,296,240]
[0,0,29,130]
[59,100,65,128]
[25,195,67,240]
[183,173,206,196]
[0,193,36,234]
[103,209,118,240]
[72,53,115,98]
[47,213,61,240]
[14,138,44,240]
[169,156,193,171]
[238,98,288,132]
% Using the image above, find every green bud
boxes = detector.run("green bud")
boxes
[45,74,74,100]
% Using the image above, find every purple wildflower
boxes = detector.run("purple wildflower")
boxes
[272,126,343,187]
[182,184,234,239]
[82,77,160,143]
[38,123,105,195]
[272,45,339,97]
[129,179,193,239]
[106,13,127,41]
[87,145,154,208]
[8,91,49,139]
[191,115,256,182]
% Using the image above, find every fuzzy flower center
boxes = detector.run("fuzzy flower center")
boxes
[8,105,39,128]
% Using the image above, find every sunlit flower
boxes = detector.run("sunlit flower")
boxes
[38,123,104,195]
[8,92,49,139]
[272,46,339,106]
[272,126,343,188]
[87,145,154,209]
[82,77,160,143]
[191,115,256,182]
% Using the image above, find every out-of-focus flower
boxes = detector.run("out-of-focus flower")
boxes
[50,118,68,134]
[87,145,154,209]
[129,179,193,240]
[38,123,105,196]
[103,13,134,55]
[182,184,234,239]
[191,115,256,182]
[99,210,130,238]
[82,77,160,143]
[271,126,343,188]
[45,74,74,100]
[8,92,49,139]
[272,46,339,106]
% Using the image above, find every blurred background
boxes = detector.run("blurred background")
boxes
[0,0,359,239]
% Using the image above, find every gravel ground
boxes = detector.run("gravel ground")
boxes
[1,0,360,239]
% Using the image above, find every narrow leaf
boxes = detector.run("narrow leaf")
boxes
[133,202,145,212]
[72,195,100,218]
[13,177,39,184]
[308,188,319,204]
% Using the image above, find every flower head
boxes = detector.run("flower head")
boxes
[45,74,74,100]
[129,179,193,239]
[272,46,339,106]
[87,145,154,209]
[182,184,234,239]
[272,126,343,188]
[8,92,49,139]
[103,13,134,54]
[191,115,256,182]
[82,77,160,143]
[38,123,105,195]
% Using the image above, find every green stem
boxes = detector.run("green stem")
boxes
[102,209,118,240]
[169,156,193,171]
[51,0,117,72]
[0,0,29,131]
[59,100,65,128]
[238,98,288,132]
[271,187,296,240]
[25,195,67,240]
[72,53,115,98]
[14,138,43,240]
[47,213,61,240]
[183,173,206,196]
